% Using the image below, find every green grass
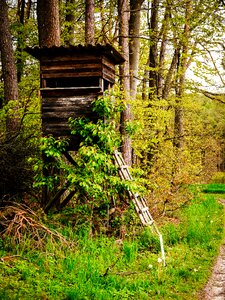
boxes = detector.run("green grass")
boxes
[0,194,224,299]
[200,183,225,194]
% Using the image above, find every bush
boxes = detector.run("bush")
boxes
[34,93,146,234]
[0,132,38,199]
[0,98,40,200]
[211,172,225,184]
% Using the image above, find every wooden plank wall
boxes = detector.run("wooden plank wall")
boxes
[39,54,115,149]
[40,55,115,87]
[42,94,99,139]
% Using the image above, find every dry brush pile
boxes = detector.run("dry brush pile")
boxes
[0,201,69,249]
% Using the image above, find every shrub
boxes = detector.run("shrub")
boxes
[34,92,146,233]
[0,131,38,199]
[211,172,225,184]
[0,100,40,200]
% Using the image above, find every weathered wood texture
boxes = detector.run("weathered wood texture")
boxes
[40,56,115,86]
[25,44,124,149]
[42,95,99,147]
[26,44,124,63]
[26,44,124,90]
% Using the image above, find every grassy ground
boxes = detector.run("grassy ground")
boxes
[0,189,225,299]
[199,183,225,194]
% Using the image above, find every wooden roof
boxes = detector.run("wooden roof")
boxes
[25,44,125,65]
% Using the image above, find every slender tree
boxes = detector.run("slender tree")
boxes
[64,0,76,45]
[173,0,192,149]
[16,0,32,82]
[0,0,19,104]
[129,0,144,100]
[148,0,159,98]
[85,0,95,45]
[118,0,132,165]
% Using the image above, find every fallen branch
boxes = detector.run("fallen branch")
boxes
[101,256,121,277]
[0,201,69,249]
[114,270,151,276]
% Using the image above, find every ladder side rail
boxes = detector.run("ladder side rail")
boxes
[129,192,151,226]
[114,151,166,265]
[114,151,133,180]
[127,191,147,225]
[149,222,166,267]
[114,157,131,181]
[115,153,154,226]
[117,165,132,181]
[139,196,155,224]
[142,205,155,224]
[134,195,154,225]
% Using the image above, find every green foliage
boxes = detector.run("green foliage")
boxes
[92,92,125,119]
[201,183,225,194]
[34,94,145,222]
[132,92,225,214]
[0,100,40,198]
[69,118,120,154]
[211,172,225,184]
[137,228,161,252]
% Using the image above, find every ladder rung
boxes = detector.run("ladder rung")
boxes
[140,207,149,213]
[147,220,154,225]
[119,165,129,169]
[114,150,165,266]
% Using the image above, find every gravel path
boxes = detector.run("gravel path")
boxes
[200,199,225,300]
[202,245,225,300]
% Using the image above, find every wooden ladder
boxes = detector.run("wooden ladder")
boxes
[114,150,166,266]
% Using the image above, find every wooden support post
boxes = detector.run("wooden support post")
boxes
[44,182,69,213]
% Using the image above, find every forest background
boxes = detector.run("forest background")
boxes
[1,0,225,223]
[2,1,225,298]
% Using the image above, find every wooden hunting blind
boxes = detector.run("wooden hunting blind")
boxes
[26,44,124,149]
[25,44,124,211]
[25,45,167,261]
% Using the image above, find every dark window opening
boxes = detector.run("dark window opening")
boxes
[45,77,100,88]
[103,80,111,91]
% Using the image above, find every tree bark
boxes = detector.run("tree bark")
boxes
[0,0,19,104]
[162,49,179,100]
[65,0,76,45]
[16,0,26,83]
[148,0,159,98]
[158,3,170,98]
[37,0,61,47]
[85,0,95,45]
[25,0,31,20]
[118,0,132,165]
[173,0,192,149]
[129,0,144,100]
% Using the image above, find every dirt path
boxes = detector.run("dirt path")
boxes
[201,245,225,299]
[201,199,225,300]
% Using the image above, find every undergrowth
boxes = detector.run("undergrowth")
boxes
[0,194,224,299]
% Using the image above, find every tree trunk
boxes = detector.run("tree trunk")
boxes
[37,0,61,47]
[85,0,95,45]
[16,0,26,83]
[173,0,192,149]
[162,49,179,99]
[25,0,31,20]
[148,0,159,98]
[158,3,170,98]
[65,0,76,45]
[0,0,19,104]
[129,0,144,100]
[118,0,132,165]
